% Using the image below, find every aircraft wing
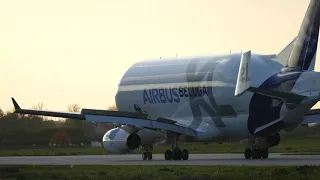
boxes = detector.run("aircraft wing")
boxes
[11,98,197,137]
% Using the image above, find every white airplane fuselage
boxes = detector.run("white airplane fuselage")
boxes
[112,53,284,147]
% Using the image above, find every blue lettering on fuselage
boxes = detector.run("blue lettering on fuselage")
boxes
[143,86,208,104]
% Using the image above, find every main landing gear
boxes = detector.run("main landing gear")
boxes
[164,148,189,160]
[164,133,189,160]
[141,145,153,160]
[244,137,269,159]
[244,148,269,159]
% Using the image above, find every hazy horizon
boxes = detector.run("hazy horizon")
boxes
[1,0,319,112]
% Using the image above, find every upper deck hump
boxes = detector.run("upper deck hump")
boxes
[118,53,283,88]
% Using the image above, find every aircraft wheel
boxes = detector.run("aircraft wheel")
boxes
[172,148,182,160]
[244,148,252,159]
[251,148,261,159]
[261,149,269,159]
[142,152,148,160]
[164,149,172,160]
[182,149,189,160]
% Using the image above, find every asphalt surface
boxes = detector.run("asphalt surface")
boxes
[0,153,319,166]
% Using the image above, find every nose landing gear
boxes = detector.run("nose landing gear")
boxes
[140,145,153,160]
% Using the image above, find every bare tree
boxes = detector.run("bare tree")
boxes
[106,105,118,128]
[67,104,81,112]
[107,105,118,111]
[0,108,4,118]
[65,103,86,130]
[32,102,44,110]
[28,102,45,118]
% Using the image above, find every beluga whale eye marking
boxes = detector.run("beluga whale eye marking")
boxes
[187,58,226,128]
[133,104,142,113]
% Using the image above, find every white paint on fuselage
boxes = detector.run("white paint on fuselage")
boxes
[115,53,283,142]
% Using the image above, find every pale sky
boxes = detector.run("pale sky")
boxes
[0,0,317,112]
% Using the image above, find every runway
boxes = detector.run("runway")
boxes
[0,153,320,166]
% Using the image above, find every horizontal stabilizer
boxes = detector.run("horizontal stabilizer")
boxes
[246,87,306,104]
[255,101,320,135]
[301,109,320,126]
[11,98,197,137]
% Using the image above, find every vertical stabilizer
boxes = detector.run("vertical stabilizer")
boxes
[286,0,320,70]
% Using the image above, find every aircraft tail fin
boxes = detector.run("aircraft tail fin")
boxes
[274,36,317,71]
[235,51,307,104]
[285,0,320,71]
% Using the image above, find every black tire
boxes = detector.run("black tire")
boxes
[172,148,182,160]
[164,150,172,160]
[244,148,252,159]
[261,149,269,159]
[182,149,189,160]
[251,148,261,159]
[148,152,153,160]
[142,153,147,160]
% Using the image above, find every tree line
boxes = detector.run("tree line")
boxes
[0,103,320,149]
[0,103,117,149]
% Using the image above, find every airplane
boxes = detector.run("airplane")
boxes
[10,0,320,160]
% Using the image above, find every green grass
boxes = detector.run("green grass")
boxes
[1,137,320,156]
[0,147,106,156]
[0,165,320,180]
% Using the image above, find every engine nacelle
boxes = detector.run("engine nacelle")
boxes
[255,133,280,149]
[102,128,141,153]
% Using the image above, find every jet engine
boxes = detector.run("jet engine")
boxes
[102,127,141,153]
[255,133,280,149]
